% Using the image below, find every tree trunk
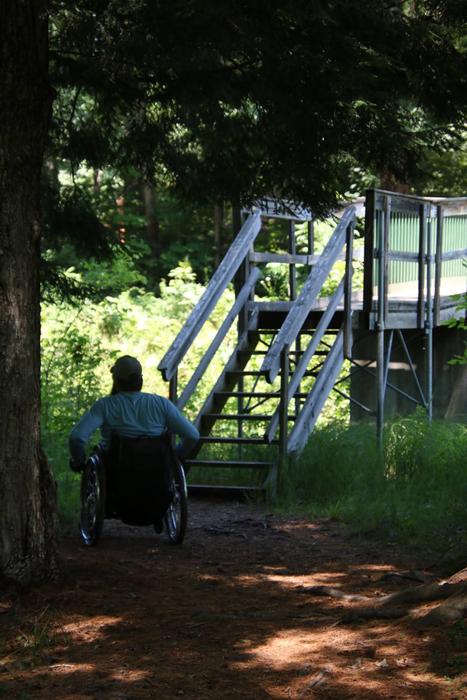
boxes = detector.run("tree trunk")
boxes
[142,178,160,252]
[0,1,60,585]
[213,202,224,269]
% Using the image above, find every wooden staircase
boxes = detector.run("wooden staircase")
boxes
[158,191,466,497]
[158,201,356,497]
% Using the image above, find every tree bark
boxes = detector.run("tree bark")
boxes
[213,202,224,269]
[0,1,60,585]
[142,178,160,252]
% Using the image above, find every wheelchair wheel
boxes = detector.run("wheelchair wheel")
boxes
[79,454,106,546]
[164,459,188,545]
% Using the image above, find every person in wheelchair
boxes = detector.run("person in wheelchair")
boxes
[69,355,199,533]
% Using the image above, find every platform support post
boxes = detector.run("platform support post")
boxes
[376,196,390,450]
[426,219,433,422]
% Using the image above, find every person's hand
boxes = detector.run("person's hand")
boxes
[69,459,85,473]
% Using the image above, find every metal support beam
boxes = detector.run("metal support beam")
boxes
[426,220,434,421]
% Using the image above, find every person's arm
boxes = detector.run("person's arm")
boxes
[69,400,105,470]
[164,400,199,459]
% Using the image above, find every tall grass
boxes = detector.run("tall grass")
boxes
[51,412,467,558]
[279,415,467,553]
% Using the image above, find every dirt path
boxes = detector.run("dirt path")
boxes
[0,499,466,699]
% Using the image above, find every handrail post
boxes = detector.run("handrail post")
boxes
[417,204,427,329]
[169,369,178,405]
[307,219,315,261]
[434,204,443,327]
[234,208,250,445]
[233,206,250,337]
[288,220,297,301]
[363,189,376,313]
[288,218,300,413]
[306,216,315,416]
[426,219,433,422]
[344,219,355,359]
[278,345,290,494]
[376,196,390,450]
[169,369,178,449]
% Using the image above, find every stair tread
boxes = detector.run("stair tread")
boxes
[186,459,273,469]
[204,413,296,421]
[215,391,309,398]
[226,369,317,376]
[205,413,273,420]
[188,484,265,493]
[215,391,280,398]
[199,436,278,444]
[245,349,321,356]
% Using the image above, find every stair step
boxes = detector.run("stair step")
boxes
[188,484,265,496]
[204,413,296,421]
[205,413,271,421]
[245,349,326,356]
[215,391,309,399]
[198,436,278,445]
[185,459,273,470]
[216,391,280,398]
[252,328,315,335]
[226,369,317,377]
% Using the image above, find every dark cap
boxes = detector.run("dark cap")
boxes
[110,355,143,380]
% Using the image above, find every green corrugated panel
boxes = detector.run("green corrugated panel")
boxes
[385,212,466,285]
[388,212,419,285]
[443,215,466,278]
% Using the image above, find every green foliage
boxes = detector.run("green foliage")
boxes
[279,416,467,553]
[41,262,236,520]
[445,288,467,365]
[50,1,467,217]
[417,138,467,196]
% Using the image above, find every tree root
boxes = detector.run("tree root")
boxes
[299,570,467,626]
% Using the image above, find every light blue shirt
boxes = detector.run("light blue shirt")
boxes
[69,392,199,465]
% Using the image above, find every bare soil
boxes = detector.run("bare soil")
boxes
[0,499,466,699]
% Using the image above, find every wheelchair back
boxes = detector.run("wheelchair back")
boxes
[106,432,174,526]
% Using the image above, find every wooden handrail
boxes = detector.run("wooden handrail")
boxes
[287,327,345,454]
[176,268,262,409]
[265,278,345,443]
[158,210,262,381]
[260,206,356,383]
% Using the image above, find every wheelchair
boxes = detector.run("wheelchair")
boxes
[79,433,188,546]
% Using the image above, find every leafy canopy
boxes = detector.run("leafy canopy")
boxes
[49,0,467,215]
